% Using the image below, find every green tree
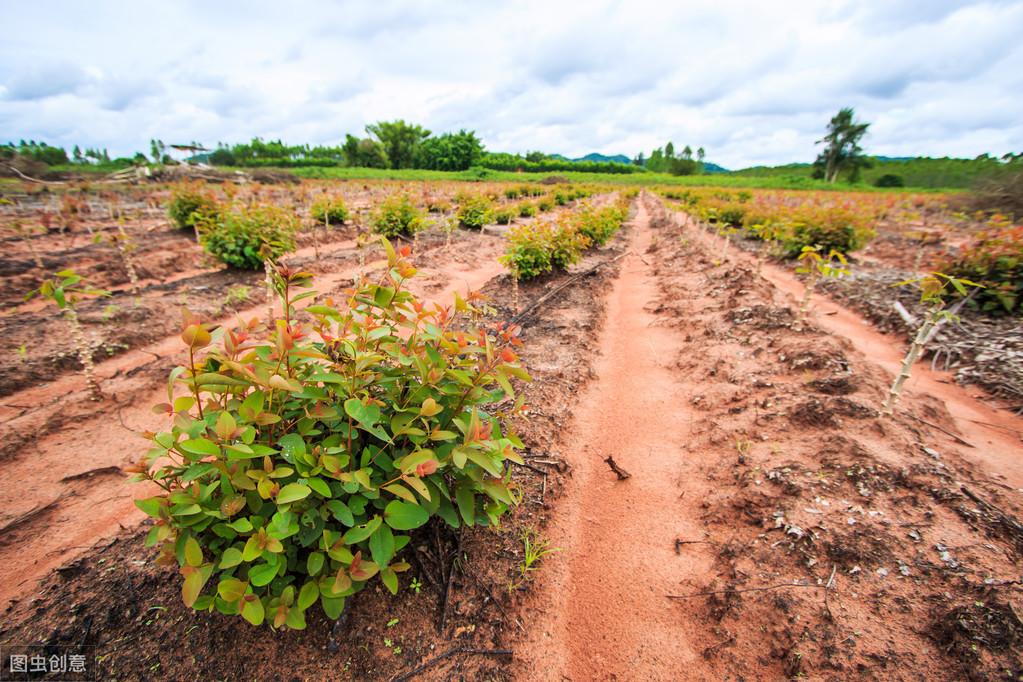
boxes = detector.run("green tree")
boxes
[365,120,431,169]
[814,107,870,183]
[340,134,389,168]
[416,130,484,171]
[664,141,675,159]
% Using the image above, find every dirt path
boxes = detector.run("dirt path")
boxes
[518,194,1023,680]
[519,199,716,679]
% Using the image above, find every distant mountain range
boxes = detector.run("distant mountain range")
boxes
[549,152,730,173]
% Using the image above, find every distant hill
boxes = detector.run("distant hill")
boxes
[548,152,632,165]
[729,156,1021,189]
[702,162,728,174]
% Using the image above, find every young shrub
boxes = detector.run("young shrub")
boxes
[310,196,349,225]
[503,187,521,200]
[794,246,849,326]
[874,174,905,188]
[717,205,746,228]
[942,226,1023,315]
[426,199,451,214]
[518,202,537,218]
[168,183,220,232]
[494,208,515,225]
[782,206,875,257]
[553,191,569,206]
[131,244,530,629]
[882,273,981,414]
[574,206,624,247]
[548,223,590,270]
[457,195,493,230]
[500,222,554,280]
[26,270,110,399]
[537,197,554,213]
[201,205,298,270]
[372,194,424,238]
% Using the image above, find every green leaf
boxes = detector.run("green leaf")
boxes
[380,567,398,595]
[384,500,429,531]
[181,568,207,608]
[249,562,278,587]
[456,485,475,527]
[344,398,381,426]
[217,578,247,602]
[307,551,325,577]
[241,596,265,625]
[298,580,319,610]
[326,500,355,526]
[179,438,220,458]
[307,477,332,497]
[343,516,382,544]
[219,547,244,569]
[134,496,164,518]
[184,537,203,567]
[277,483,311,505]
[285,605,307,630]
[321,596,345,620]
[369,524,395,565]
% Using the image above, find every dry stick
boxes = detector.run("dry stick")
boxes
[667,581,827,600]
[389,647,513,682]
[906,412,975,448]
[438,529,463,632]
[604,455,631,480]
[961,485,1023,543]
[263,259,275,328]
[510,250,629,324]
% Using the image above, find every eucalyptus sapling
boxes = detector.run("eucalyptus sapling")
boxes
[794,246,849,328]
[881,273,981,415]
[26,270,111,400]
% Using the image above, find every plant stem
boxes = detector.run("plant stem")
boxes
[66,307,102,400]
[883,306,939,415]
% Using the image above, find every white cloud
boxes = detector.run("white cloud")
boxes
[1,0,1021,168]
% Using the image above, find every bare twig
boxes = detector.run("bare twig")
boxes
[510,251,629,324]
[59,466,124,482]
[389,647,513,682]
[604,455,631,480]
[667,581,826,600]
[906,413,975,448]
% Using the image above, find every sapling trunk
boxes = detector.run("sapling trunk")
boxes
[882,307,939,415]
[65,307,102,400]
[719,230,730,262]
[264,259,275,327]
[511,269,520,313]
[795,270,819,326]
[115,225,140,296]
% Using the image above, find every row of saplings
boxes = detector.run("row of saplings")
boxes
[167,182,598,270]
[500,195,633,280]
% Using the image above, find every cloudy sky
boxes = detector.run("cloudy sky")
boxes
[1,0,1021,169]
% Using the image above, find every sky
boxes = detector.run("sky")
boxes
[1,0,1021,169]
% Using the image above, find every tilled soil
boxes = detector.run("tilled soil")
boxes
[1,189,1021,680]
[513,194,1022,680]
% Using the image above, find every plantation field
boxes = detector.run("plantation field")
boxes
[0,176,1021,680]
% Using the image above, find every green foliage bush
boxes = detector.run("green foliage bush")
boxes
[168,184,220,231]
[549,223,590,270]
[780,207,875,257]
[500,223,554,280]
[200,205,298,269]
[537,197,554,212]
[503,187,521,200]
[132,246,530,629]
[518,202,537,218]
[457,195,493,229]
[874,174,904,188]
[501,199,630,280]
[575,206,627,247]
[494,208,514,225]
[372,194,424,237]
[943,226,1023,314]
[310,196,349,224]
[717,206,746,227]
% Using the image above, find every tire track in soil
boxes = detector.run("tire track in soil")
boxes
[0,231,508,611]
[520,198,716,680]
